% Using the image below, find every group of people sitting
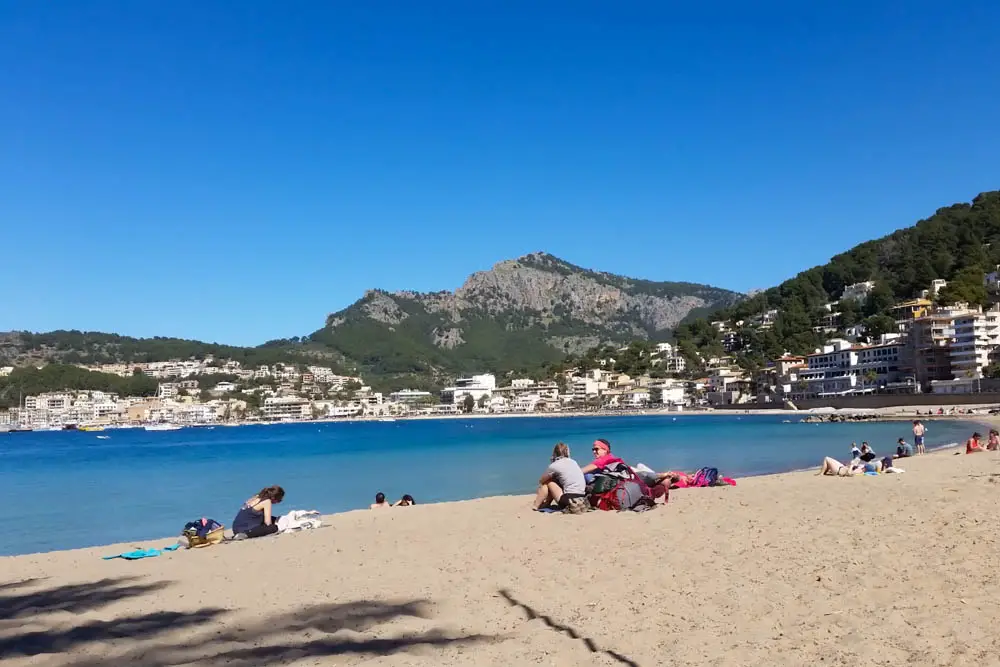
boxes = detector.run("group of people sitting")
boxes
[370,493,416,509]
[964,430,999,454]
[533,437,732,514]
[819,441,896,477]
[820,424,1000,477]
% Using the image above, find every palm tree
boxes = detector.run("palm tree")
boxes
[863,369,878,394]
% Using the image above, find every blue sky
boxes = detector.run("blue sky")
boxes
[2,2,998,345]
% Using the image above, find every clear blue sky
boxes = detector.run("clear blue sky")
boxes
[2,2,998,345]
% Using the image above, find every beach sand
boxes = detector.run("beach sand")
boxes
[3,448,1000,667]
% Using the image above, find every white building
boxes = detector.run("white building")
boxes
[440,374,496,405]
[792,338,904,398]
[947,306,1000,381]
[388,389,433,405]
[841,281,875,303]
[262,396,310,421]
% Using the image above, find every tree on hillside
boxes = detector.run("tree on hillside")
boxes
[936,266,988,307]
[863,314,897,340]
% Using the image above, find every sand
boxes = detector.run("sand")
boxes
[3,448,1000,667]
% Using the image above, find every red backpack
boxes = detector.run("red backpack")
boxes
[589,459,656,511]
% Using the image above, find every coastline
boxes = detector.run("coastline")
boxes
[4,447,999,666]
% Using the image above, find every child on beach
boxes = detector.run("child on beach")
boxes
[913,420,926,455]
[232,485,285,538]
[988,430,999,451]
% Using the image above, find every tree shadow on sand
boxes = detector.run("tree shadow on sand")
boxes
[50,599,495,667]
[0,576,172,621]
[0,576,218,659]
[498,588,640,667]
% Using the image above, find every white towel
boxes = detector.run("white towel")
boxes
[277,509,323,533]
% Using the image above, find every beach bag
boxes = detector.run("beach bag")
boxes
[587,474,619,495]
[183,518,225,548]
[691,467,719,487]
[589,461,655,512]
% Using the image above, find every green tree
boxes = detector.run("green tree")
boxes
[936,266,988,306]
[462,394,476,413]
[863,314,897,340]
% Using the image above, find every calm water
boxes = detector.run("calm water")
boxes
[0,415,981,556]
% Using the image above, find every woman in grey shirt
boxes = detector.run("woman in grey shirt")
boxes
[532,442,587,512]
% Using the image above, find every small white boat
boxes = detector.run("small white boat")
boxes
[145,423,182,432]
[378,418,396,423]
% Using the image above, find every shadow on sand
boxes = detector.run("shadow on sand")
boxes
[1,577,493,666]
[498,588,640,667]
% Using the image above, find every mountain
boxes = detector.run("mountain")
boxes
[307,252,742,384]
[0,330,337,370]
[674,190,1000,367]
[1,253,740,390]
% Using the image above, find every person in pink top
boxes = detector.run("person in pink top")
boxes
[581,439,671,500]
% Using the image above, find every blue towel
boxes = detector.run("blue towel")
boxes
[104,548,161,560]
[103,543,180,560]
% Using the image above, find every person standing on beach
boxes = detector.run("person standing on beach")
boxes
[912,420,926,455]
[533,442,587,513]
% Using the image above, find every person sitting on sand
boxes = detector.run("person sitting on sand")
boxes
[232,485,285,538]
[533,442,588,513]
[393,494,416,507]
[370,492,391,509]
[850,442,861,460]
[582,438,670,499]
[988,430,999,451]
[966,432,985,454]
[896,438,914,458]
[858,442,877,463]
[819,457,863,477]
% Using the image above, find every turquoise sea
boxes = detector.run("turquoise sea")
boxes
[0,415,982,556]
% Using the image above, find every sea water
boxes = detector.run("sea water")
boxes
[0,415,981,555]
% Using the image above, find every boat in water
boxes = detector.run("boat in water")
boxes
[79,425,105,432]
[145,423,183,432]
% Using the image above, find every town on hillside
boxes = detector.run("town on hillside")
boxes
[4,275,1000,430]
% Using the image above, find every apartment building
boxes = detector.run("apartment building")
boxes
[948,306,1000,380]
[262,396,310,421]
[792,338,904,398]
[440,374,497,405]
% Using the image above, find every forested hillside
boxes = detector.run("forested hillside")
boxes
[675,191,1000,368]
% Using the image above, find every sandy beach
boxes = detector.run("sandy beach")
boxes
[3,447,1000,667]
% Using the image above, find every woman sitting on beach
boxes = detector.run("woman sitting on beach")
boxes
[370,492,391,509]
[232,485,285,538]
[858,443,877,463]
[533,442,588,513]
[393,494,416,507]
[582,438,669,499]
[818,457,863,477]
[966,432,985,454]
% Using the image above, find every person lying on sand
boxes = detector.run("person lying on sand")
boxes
[818,457,864,477]
[533,442,588,513]
[966,433,985,454]
[393,494,416,507]
[370,492,391,509]
[232,485,285,538]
